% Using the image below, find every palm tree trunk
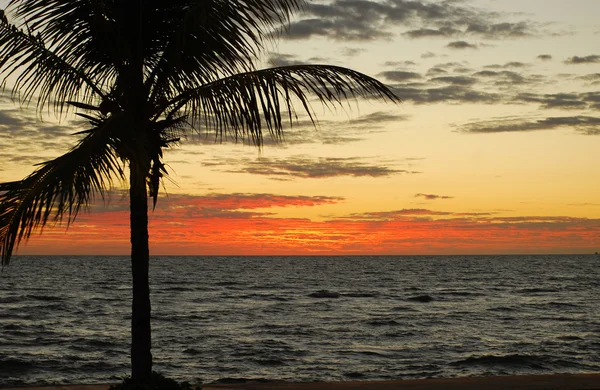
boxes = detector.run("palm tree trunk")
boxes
[129,160,152,382]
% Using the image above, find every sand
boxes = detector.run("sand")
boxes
[2,374,600,390]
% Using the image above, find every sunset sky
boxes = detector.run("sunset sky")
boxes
[1,0,599,255]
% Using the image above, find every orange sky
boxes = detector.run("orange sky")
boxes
[17,193,600,255]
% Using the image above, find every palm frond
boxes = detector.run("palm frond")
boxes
[146,0,305,106]
[1,1,113,111]
[0,115,125,267]
[165,64,400,146]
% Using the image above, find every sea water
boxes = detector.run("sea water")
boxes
[1,255,599,386]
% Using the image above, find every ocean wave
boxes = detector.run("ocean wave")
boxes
[25,294,64,301]
[407,295,434,303]
[0,295,25,304]
[439,291,486,297]
[487,306,517,312]
[239,293,291,302]
[342,292,381,298]
[557,335,584,341]
[450,354,548,369]
[516,288,561,294]
[0,357,35,373]
[367,319,399,327]
[546,302,580,308]
[391,305,418,312]
[212,377,273,384]
[308,290,340,298]
[254,358,287,367]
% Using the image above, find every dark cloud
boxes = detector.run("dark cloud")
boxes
[472,70,543,88]
[537,54,552,61]
[453,66,473,74]
[465,22,532,39]
[516,92,588,109]
[391,85,501,105]
[446,41,477,50]
[382,60,418,67]
[415,193,454,200]
[347,111,409,126]
[340,47,366,57]
[167,193,344,210]
[90,191,345,215]
[426,67,448,76]
[283,14,392,41]
[565,55,600,64]
[460,116,600,135]
[342,208,454,221]
[403,27,461,39]
[430,76,477,86]
[279,0,541,42]
[0,101,82,167]
[579,73,600,83]
[337,208,494,222]
[267,53,306,67]
[377,61,600,110]
[431,61,467,69]
[221,156,418,179]
[378,70,422,82]
[484,62,528,69]
[186,111,408,147]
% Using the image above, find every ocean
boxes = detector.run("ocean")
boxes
[1,255,599,386]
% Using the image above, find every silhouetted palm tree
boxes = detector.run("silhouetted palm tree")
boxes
[0,0,398,384]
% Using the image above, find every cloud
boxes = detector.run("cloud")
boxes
[578,73,600,84]
[421,51,437,59]
[391,84,501,105]
[282,15,392,41]
[431,76,477,86]
[163,193,344,211]
[403,27,461,39]
[381,60,600,109]
[278,0,542,42]
[415,193,454,200]
[484,62,528,69]
[516,92,589,109]
[537,54,552,61]
[473,70,529,85]
[267,53,306,67]
[382,60,418,67]
[186,111,408,146]
[565,55,600,64]
[340,208,454,220]
[378,70,422,82]
[446,41,477,50]
[88,191,345,216]
[340,47,366,57]
[0,99,83,168]
[220,155,418,179]
[347,111,408,126]
[460,115,600,135]
[465,21,532,39]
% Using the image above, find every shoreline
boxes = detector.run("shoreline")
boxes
[2,373,600,390]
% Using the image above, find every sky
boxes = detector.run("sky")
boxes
[1,0,600,255]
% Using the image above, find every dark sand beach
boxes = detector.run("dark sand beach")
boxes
[2,374,600,390]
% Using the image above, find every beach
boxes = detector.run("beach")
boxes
[2,374,600,390]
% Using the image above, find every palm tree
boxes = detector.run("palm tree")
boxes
[0,0,399,384]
